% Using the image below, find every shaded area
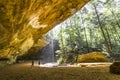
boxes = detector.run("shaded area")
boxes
[0,62,120,80]
[39,40,60,63]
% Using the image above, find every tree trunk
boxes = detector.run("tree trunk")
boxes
[84,27,89,52]
[104,27,112,52]
[93,4,111,54]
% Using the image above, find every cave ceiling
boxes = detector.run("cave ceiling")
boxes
[0,0,89,59]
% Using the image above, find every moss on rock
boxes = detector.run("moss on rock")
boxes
[77,52,109,62]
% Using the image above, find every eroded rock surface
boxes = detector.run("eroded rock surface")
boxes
[0,0,89,62]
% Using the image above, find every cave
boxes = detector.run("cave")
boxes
[0,0,89,63]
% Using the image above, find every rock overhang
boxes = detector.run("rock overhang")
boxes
[0,0,90,59]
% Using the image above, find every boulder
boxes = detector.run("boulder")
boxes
[110,61,120,74]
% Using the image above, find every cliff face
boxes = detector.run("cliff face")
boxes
[0,0,89,62]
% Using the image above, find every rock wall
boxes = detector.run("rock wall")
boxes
[0,0,89,62]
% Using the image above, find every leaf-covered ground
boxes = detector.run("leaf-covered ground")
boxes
[0,62,120,80]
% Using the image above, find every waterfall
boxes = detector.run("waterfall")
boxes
[39,39,60,64]
[51,40,55,62]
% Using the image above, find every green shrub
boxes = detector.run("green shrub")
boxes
[66,53,76,63]
[77,52,109,62]
[57,57,64,64]
[110,61,120,74]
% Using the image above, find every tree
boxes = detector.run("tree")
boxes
[56,0,120,63]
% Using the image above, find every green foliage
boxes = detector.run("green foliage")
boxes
[56,50,76,64]
[77,52,109,62]
[56,50,64,64]
[57,57,64,64]
[66,53,76,63]
[57,0,120,62]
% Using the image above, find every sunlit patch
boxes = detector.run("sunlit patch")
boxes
[68,63,112,67]
[39,24,47,28]
[39,62,58,68]
[29,16,47,29]
[71,8,76,14]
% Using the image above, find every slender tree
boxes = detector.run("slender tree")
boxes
[93,3,112,54]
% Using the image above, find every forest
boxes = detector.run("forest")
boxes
[46,0,120,63]
[0,0,120,80]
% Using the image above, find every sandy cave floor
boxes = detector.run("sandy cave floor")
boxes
[0,62,120,80]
